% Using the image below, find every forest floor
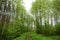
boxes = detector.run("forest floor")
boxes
[13,32,60,40]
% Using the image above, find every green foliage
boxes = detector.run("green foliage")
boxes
[13,32,55,40]
[48,36,60,40]
[55,23,60,35]
[41,25,55,36]
[0,0,60,40]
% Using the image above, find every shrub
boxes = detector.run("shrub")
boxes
[41,25,55,36]
[55,23,60,35]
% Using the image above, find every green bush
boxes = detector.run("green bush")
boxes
[55,23,60,35]
[41,25,55,36]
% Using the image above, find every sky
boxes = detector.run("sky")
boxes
[23,0,35,12]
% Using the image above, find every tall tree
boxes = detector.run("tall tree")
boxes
[31,0,52,33]
[52,0,60,24]
[0,0,23,40]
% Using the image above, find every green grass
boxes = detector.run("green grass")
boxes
[13,32,57,40]
[13,33,27,40]
[48,36,60,40]
[30,32,54,40]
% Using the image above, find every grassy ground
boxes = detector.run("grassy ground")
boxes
[48,36,60,40]
[13,32,60,40]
